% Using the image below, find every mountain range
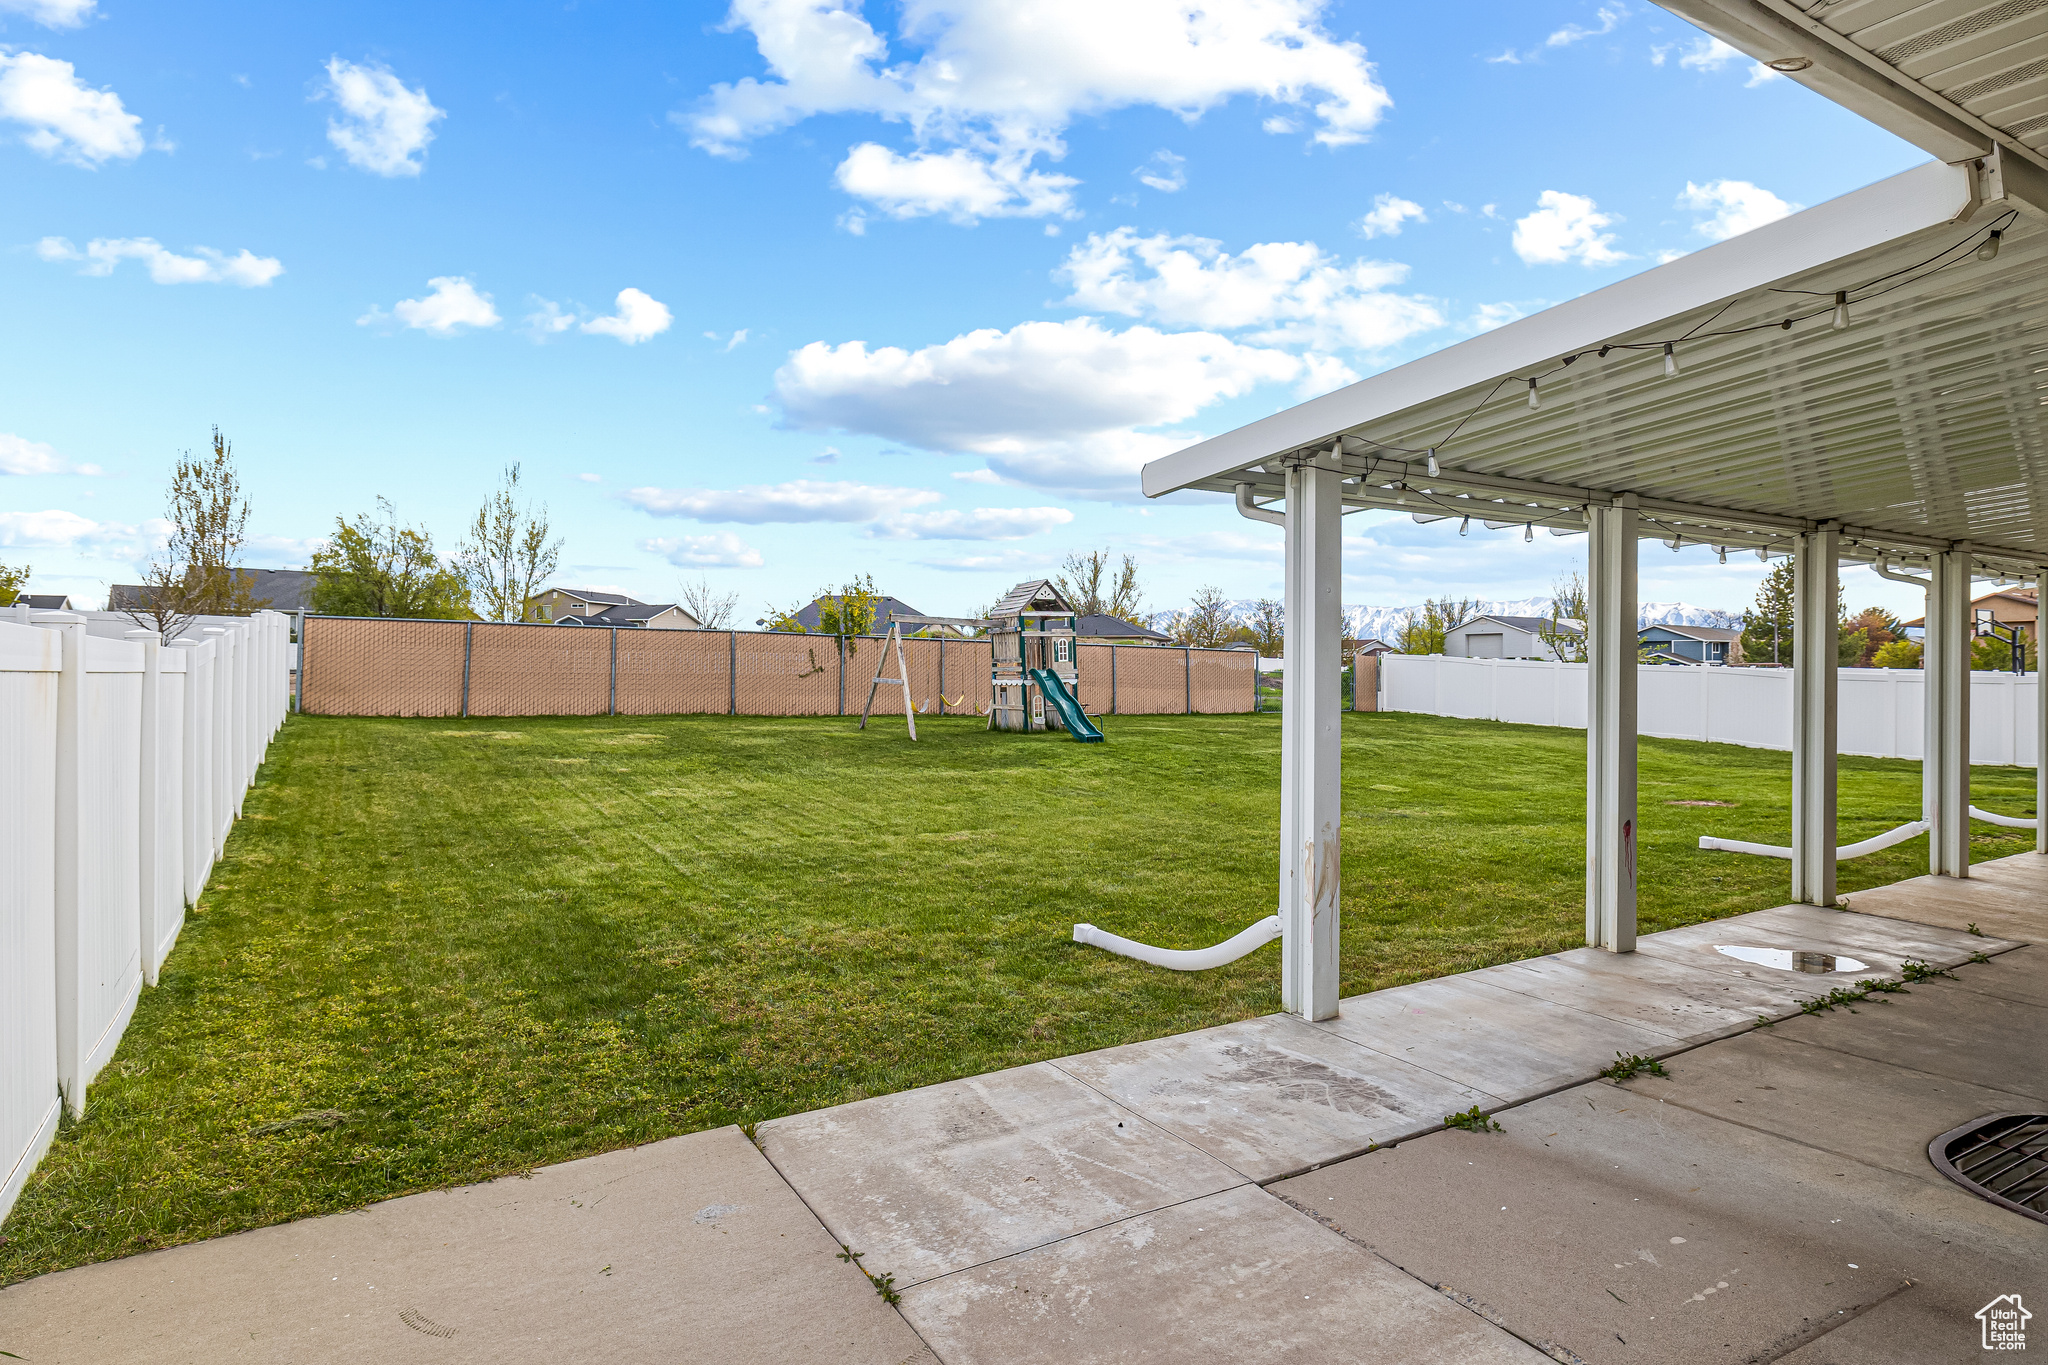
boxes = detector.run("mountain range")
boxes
[1199,598,1740,641]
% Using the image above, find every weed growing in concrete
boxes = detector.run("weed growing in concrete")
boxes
[1800,976,1912,1014]
[837,1245,902,1304]
[1967,922,1983,936]
[1599,1053,1670,1082]
[1899,958,1954,983]
[1443,1105,1503,1133]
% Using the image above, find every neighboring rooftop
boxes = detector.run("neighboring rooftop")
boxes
[1076,613,1169,642]
[108,568,317,615]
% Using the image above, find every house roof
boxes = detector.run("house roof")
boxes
[1643,623,1743,642]
[1450,614,1580,636]
[987,580,1075,619]
[791,595,926,633]
[108,568,319,614]
[1077,613,1169,641]
[11,593,73,609]
[557,603,694,627]
[546,587,642,608]
[1903,587,2040,628]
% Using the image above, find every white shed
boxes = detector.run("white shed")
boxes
[1443,614,1580,661]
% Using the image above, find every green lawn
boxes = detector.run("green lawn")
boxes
[2,710,2034,1282]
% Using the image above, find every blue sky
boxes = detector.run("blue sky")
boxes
[2,0,1933,620]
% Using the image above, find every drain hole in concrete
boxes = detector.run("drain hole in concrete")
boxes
[1929,1114,2048,1226]
[1714,945,1867,974]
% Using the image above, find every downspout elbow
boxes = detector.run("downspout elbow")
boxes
[1235,483,1285,527]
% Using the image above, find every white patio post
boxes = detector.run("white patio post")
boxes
[1791,527,1840,906]
[36,612,88,1116]
[126,630,165,984]
[1279,447,1344,1021]
[1585,495,1638,952]
[1926,548,1973,877]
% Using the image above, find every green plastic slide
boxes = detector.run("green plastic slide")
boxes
[1029,669,1105,742]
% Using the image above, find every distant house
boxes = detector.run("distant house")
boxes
[108,568,319,615]
[1904,586,2038,648]
[788,594,927,634]
[8,593,74,610]
[1077,613,1171,644]
[1443,614,1580,661]
[553,602,699,630]
[1349,637,1395,658]
[1640,622,1743,665]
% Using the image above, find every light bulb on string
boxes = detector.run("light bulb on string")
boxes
[1524,523,1534,542]
[1668,535,1683,552]
[1459,515,1470,537]
[1717,546,1728,565]
[1663,342,1679,378]
[1832,291,1850,330]
[1756,547,1770,562]
[1426,449,1439,477]
[1978,229,2002,263]
[1526,378,1540,410]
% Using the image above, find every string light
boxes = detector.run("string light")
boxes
[1756,547,1770,562]
[1978,229,2002,263]
[1426,449,1439,477]
[1832,290,1850,330]
[1524,523,1534,542]
[1668,534,1684,552]
[1526,378,1540,410]
[1717,546,1728,564]
[1459,515,1470,536]
[1663,342,1679,378]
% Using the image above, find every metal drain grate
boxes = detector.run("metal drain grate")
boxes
[1929,1113,2048,1225]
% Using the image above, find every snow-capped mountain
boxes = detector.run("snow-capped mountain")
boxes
[1197,598,1739,641]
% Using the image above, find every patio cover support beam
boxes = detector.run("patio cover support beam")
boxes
[1586,496,1638,953]
[1791,527,1840,906]
[1279,448,1343,1021]
[1926,549,1974,877]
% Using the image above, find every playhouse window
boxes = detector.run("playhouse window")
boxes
[1054,638,1071,663]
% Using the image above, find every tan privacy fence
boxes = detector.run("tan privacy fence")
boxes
[300,617,1257,719]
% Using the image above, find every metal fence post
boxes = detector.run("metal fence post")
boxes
[1185,647,1192,714]
[609,627,619,716]
[1110,645,1118,715]
[461,621,473,718]
[299,616,312,716]
[729,630,737,715]
[838,637,846,716]
[938,635,946,715]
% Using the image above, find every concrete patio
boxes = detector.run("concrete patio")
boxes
[4,853,2043,1363]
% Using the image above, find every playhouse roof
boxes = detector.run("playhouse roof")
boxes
[988,580,1075,619]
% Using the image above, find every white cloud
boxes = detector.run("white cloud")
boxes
[1678,178,1797,241]
[0,0,96,27]
[525,299,576,337]
[0,433,100,476]
[623,479,941,523]
[1547,5,1625,47]
[725,328,749,351]
[643,532,766,568]
[0,508,156,550]
[873,506,1074,539]
[1355,192,1425,239]
[834,143,1077,224]
[581,288,673,344]
[322,58,444,177]
[1135,149,1185,193]
[1745,61,1783,87]
[686,0,1391,221]
[775,315,1348,496]
[1056,227,1440,353]
[361,276,501,335]
[1512,190,1629,266]
[36,235,283,286]
[0,51,144,166]
[1678,36,1739,71]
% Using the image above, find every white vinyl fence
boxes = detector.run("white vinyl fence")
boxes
[1,608,291,1224]
[1381,655,2040,766]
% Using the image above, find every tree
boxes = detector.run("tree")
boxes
[679,575,739,629]
[1871,638,1922,668]
[766,574,881,652]
[0,561,28,605]
[1396,597,1477,655]
[457,463,562,623]
[125,427,266,639]
[1170,585,1234,647]
[1541,572,1589,663]
[1243,598,1284,656]
[308,498,472,619]
[1053,549,1144,622]
[1737,559,1851,666]
[1843,606,1903,667]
